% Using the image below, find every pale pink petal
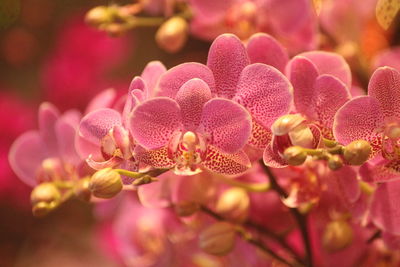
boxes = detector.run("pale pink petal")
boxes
[79,108,122,145]
[39,102,60,155]
[141,60,167,97]
[75,134,102,161]
[199,98,251,154]
[172,172,215,204]
[137,173,176,208]
[235,63,293,128]
[176,78,211,130]
[135,146,175,168]
[61,109,81,127]
[130,97,182,149]
[123,77,145,125]
[85,88,116,114]
[55,117,80,165]
[300,51,352,88]
[207,34,249,98]
[156,63,215,98]
[203,146,251,175]
[333,96,384,146]
[313,75,351,129]
[368,67,400,119]
[9,131,48,187]
[371,180,400,235]
[246,33,289,72]
[189,0,235,21]
[286,56,319,116]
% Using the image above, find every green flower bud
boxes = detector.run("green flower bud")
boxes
[89,168,122,199]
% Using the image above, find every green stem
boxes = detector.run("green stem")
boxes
[214,174,270,192]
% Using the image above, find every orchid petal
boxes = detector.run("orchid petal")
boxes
[263,143,287,168]
[86,155,122,170]
[333,96,384,149]
[79,108,122,145]
[135,146,176,169]
[235,63,293,128]
[207,34,249,98]
[39,102,60,156]
[199,98,251,154]
[176,78,212,130]
[85,88,116,114]
[299,51,352,88]
[371,180,400,235]
[248,120,273,150]
[246,33,289,72]
[156,63,215,98]
[137,173,176,208]
[368,66,400,119]
[9,131,47,187]
[130,97,182,149]
[141,60,167,97]
[55,117,80,165]
[203,146,251,175]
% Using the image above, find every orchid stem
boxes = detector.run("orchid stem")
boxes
[214,174,271,192]
[260,161,313,267]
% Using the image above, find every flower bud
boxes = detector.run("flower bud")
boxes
[175,201,200,217]
[32,202,53,217]
[74,177,91,202]
[89,168,122,199]
[284,146,307,165]
[343,140,371,165]
[216,188,249,222]
[328,155,343,170]
[85,6,112,27]
[199,222,236,256]
[322,220,353,252]
[271,114,305,136]
[31,182,61,206]
[155,16,188,53]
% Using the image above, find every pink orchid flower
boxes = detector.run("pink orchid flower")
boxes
[76,61,167,174]
[334,66,400,182]
[264,51,352,167]
[9,102,84,187]
[189,0,317,53]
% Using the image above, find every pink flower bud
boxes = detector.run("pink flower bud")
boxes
[155,16,188,53]
[199,222,236,256]
[343,140,371,165]
[216,188,249,222]
[89,168,122,199]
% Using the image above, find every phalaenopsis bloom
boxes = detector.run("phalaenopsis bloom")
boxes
[8,27,400,266]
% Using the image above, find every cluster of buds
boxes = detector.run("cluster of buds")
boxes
[30,183,61,216]
[284,139,372,171]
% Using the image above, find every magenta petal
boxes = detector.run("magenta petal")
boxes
[368,67,400,119]
[371,180,400,235]
[39,102,60,155]
[79,108,122,145]
[55,118,80,165]
[313,75,351,129]
[156,63,215,98]
[263,143,287,168]
[235,63,293,128]
[130,97,183,149]
[333,96,384,146]
[203,146,251,175]
[141,60,167,96]
[135,146,175,168]
[9,131,47,187]
[246,33,289,72]
[300,51,352,88]
[207,34,249,98]
[176,78,212,130]
[199,98,251,154]
[286,56,319,116]
[85,88,116,114]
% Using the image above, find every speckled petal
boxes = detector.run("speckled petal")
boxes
[368,66,400,119]
[299,51,352,88]
[207,34,249,98]
[248,120,273,149]
[39,102,60,156]
[286,56,319,116]
[156,63,215,98]
[141,60,167,96]
[203,146,251,175]
[85,88,116,114]
[313,75,351,129]
[176,78,212,130]
[371,180,400,235]
[130,97,183,149]
[333,96,384,148]
[79,108,122,145]
[9,131,48,187]
[199,98,251,154]
[263,143,287,168]
[246,33,289,72]
[235,63,293,128]
[135,146,176,168]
